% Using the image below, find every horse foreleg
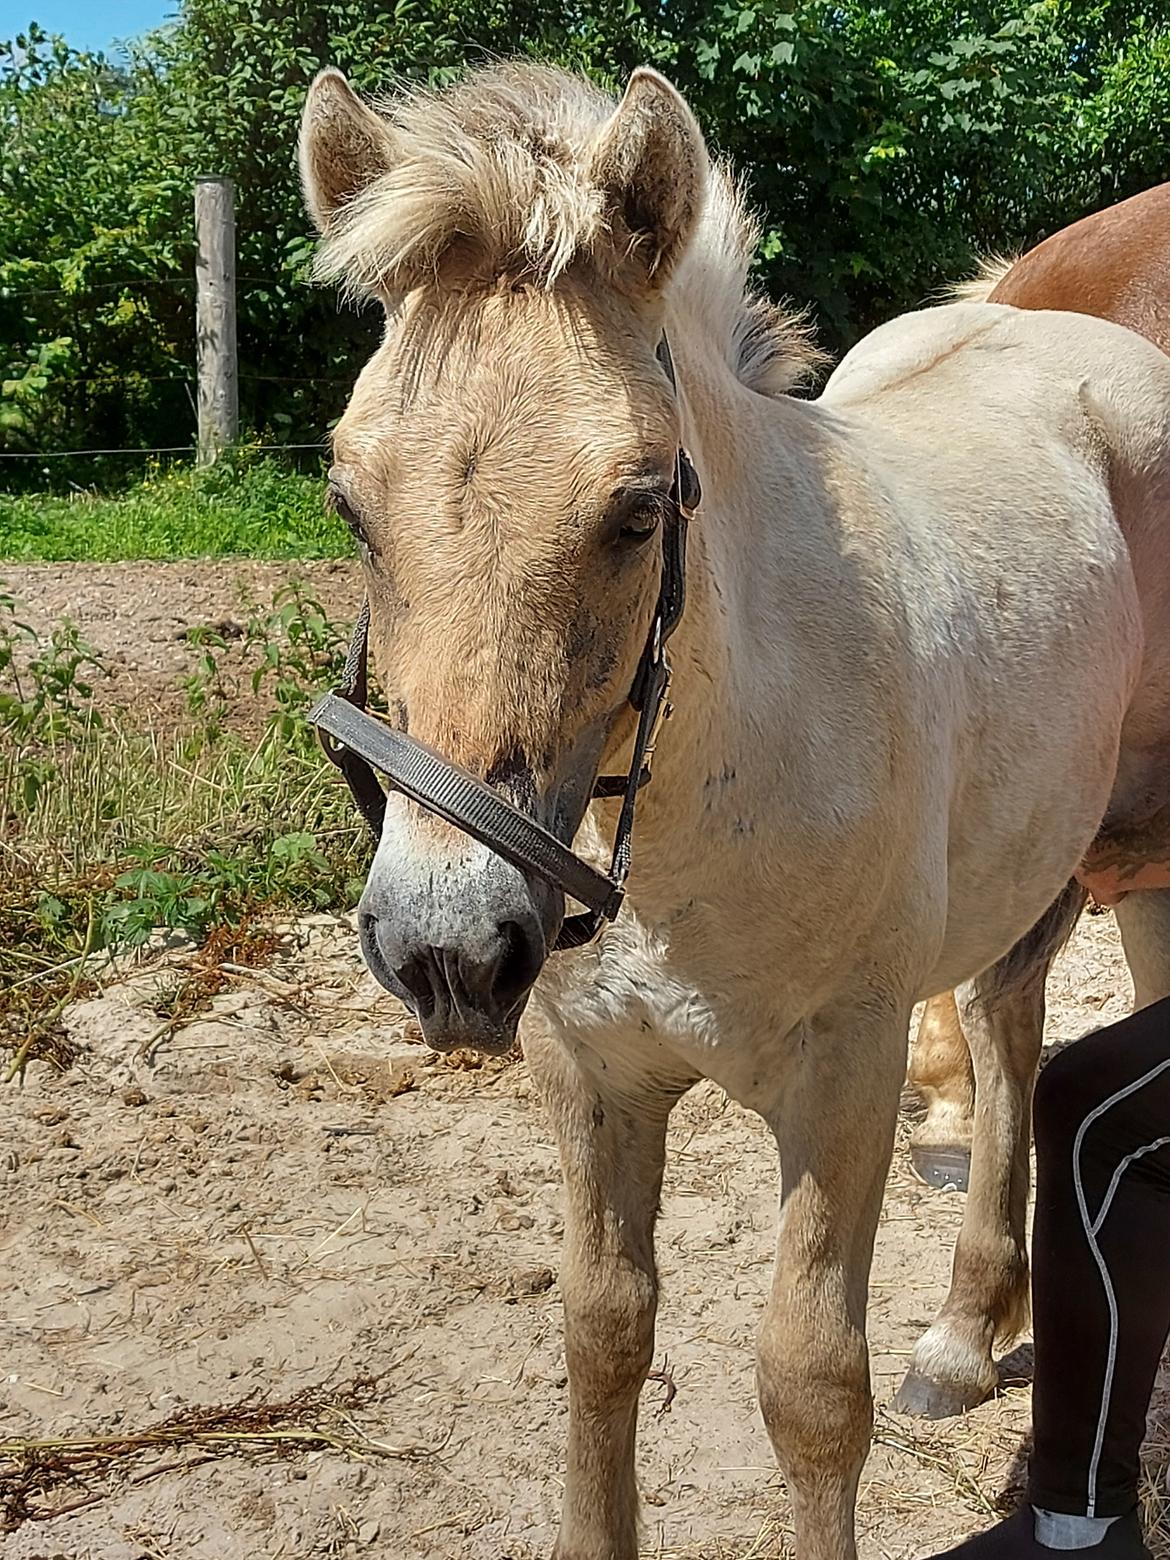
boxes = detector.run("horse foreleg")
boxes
[895,977,1043,1418]
[527,1028,687,1560]
[907,991,975,1191]
[757,1000,907,1560]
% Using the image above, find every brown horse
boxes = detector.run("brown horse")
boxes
[955,180,1170,352]
[902,181,1170,1421]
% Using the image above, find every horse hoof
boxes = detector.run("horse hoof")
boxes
[909,1143,971,1192]
[892,1369,990,1420]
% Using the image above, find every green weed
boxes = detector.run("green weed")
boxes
[182,580,349,750]
[0,583,372,1075]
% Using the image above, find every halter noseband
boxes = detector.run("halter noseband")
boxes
[307,334,700,952]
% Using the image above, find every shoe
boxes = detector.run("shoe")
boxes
[924,1507,1151,1560]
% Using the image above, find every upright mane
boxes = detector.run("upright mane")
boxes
[311,61,823,396]
[944,253,1017,305]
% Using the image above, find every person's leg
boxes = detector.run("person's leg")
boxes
[925,995,1170,1560]
[1029,1000,1170,1522]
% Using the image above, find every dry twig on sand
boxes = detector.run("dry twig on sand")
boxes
[3,900,97,1083]
[0,1376,449,1532]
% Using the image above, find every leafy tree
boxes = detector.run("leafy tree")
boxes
[0,28,195,462]
[1,0,1168,476]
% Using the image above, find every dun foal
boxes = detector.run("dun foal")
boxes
[300,64,1170,1560]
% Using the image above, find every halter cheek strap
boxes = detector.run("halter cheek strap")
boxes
[307,333,699,952]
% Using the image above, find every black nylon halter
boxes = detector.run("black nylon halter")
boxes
[307,334,700,951]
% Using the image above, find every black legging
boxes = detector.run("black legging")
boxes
[1028,994,1170,1517]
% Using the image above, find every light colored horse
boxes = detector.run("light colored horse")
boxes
[299,61,1170,1560]
[902,182,1170,1420]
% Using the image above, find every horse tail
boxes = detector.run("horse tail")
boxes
[944,253,1018,306]
[977,879,1089,1008]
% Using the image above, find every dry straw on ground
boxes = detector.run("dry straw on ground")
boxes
[0,1376,449,1532]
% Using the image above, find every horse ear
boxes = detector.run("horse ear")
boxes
[590,68,707,290]
[299,68,398,235]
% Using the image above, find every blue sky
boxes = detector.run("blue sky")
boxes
[1,0,176,54]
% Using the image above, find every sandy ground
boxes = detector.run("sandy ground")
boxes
[0,913,1149,1560]
[1,564,1166,1559]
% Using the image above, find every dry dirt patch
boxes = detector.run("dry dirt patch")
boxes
[2,908,1165,1560]
[1,560,362,729]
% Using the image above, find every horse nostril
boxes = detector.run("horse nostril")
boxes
[395,954,437,1017]
[359,909,438,1016]
[358,903,543,1027]
[493,918,544,1011]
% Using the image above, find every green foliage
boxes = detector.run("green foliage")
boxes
[240,582,349,742]
[0,590,104,738]
[0,583,370,973]
[658,0,1170,343]
[0,1,652,473]
[0,27,198,464]
[0,588,107,810]
[183,581,349,744]
[103,829,338,946]
[1,0,1169,468]
[0,455,348,560]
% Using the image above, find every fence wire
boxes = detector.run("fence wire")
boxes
[0,443,326,461]
[2,261,347,465]
[1,275,294,299]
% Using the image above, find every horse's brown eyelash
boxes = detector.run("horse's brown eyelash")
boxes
[327,486,369,546]
[617,493,669,539]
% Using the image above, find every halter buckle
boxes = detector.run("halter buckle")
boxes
[639,664,674,783]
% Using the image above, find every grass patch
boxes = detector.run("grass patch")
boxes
[0,584,372,1076]
[0,454,349,562]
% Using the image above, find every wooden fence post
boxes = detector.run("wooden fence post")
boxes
[195,176,238,465]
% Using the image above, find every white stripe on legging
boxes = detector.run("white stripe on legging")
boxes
[1072,1055,1170,1515]
[1090,1136,1170,1237]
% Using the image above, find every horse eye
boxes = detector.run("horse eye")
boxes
[614,498,664,544]
[623,510,659,539]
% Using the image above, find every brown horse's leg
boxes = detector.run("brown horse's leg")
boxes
[907,992,975,1191]
[527,1026,690,1560]
[1115,888,1170,1010]
[757,999,907,1560]
[895,977,1044,1418]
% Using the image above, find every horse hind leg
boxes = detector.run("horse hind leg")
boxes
[907,991,975,1191]
[895,976,1044,1417]
[1114,887,1170,1009]
[895,883,1086,1419]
